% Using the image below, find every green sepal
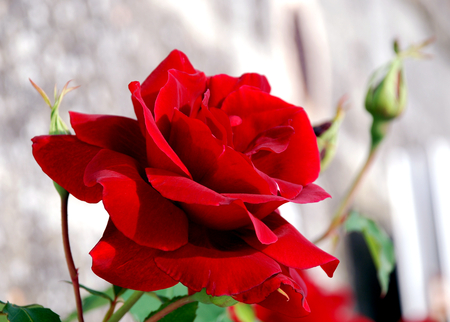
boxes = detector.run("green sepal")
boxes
[345,211,395,295]
[0,302,61,322]
[191,289,238,308]
[315,101,346,172]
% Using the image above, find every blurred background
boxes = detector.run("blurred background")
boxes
[0,0,449,321]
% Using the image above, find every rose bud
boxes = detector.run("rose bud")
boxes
[365,56,407,121]
[30,79,78,197]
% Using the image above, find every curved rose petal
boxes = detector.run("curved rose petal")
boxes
[210,107,234,147]
[70,112,147,166]
[292,183,331,204]
[233,272,297,303]
[154,70,206,138]
[241,213,339,277]
[274,178,304,199]
[258,283,310,318]
[146,168,231,206]
[139,50,197,118]
[90,220,178,291]
[84,149,188,251]
[154,224,281,297]
[168,109,224,181]
[233,272,310,318]
[129,81,192,178]
[195,104,229,146]
[245,125,295,155]
[208,73,271,108]
[221,86,299,153]
[251,109,320,186]
[247,210,278,245]
[169,110,271,194]
[181,202,253,230]
[222,193,287,219]
[32,135,102,203]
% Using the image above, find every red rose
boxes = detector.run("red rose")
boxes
[32,50,338,316]
[230,272,373,322]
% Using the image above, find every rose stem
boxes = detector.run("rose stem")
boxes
[60,191,84,322]
[144,296,196,322]
[107,291,145,322]
[102,297,119,322]
[314,145,379,244]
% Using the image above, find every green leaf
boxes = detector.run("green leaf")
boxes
[194,303,233,322]
[345,211,396,295]
[1,302,61,322]
[0,301,7,322]
[113,285,127,298]
[66,282,113,302]
[145,296,198,322]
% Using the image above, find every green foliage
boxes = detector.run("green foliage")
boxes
[145,296,198,322]
[65,281,113,302]
[345,211,396,295]
[233,303,256,322]
[113,286,127,298]
[121,290,162,322]
[62,287,114,322]
[194,303,233,322]
[0,302,61,322]
[191,289,238,307]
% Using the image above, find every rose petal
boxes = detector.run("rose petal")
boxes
[70,112,147,166]
[84,149,188,251]
[221,86,300,153]
[195,104,229,146]
[209,107,234,147]
[233,267,310,318]
[32,135,102,203]
[222,193,287,219]
[245,125,295,155]
[258,283,310,318]
[90,220,178,291]
[251,109,320,186]
[146,168,231,206]
[232,272,296,303]
[139,50,197,118]
[292,183,331,204]
[169,110,271,194]
[129,81,192,178]
[246,210,278,245]
[208,73,271,108]
[241,213,339,277]
[154,223,281,296]
[153,69,206,138]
